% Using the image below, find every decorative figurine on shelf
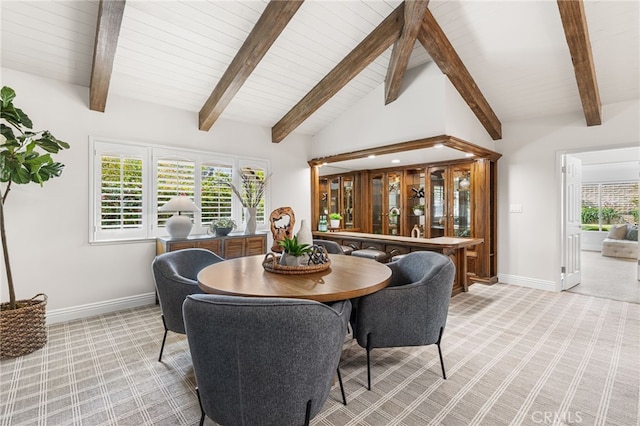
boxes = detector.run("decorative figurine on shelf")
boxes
[411,224,421,238]
[269,207,295,252]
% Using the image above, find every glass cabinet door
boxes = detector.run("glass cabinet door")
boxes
[452,167,472,237]
[371,174,383,234]
[319,178,328,215]
[387,172,402,235]
[342,177,354,229]
[429,168,446,237]
[406,169,425,237]
[329,178,340,216]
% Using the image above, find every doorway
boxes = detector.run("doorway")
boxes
[561,147,639,304]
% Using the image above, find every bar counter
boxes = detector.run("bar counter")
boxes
[312,231,484,295]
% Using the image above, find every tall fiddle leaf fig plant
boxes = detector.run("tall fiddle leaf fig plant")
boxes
[1,86,70,310]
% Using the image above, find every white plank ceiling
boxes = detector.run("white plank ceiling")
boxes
[1,0,638,138]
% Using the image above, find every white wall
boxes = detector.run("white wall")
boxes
[496,99,640,291]
[0,68,312,321]
[311,61,495,160]
[311,63,447,158]
[444,78,494,148]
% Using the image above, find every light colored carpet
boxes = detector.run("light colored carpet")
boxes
[1,283,639,425]
[569,250,639,304]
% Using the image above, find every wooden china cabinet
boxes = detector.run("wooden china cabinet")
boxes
[426,163,472,238]
[319,174,357,230]
[311,136,499,285]
[424,159,495,283]
[370,171,403,235]
[314,159,497,284]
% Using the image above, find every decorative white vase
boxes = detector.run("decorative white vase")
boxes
[413,209,424,216]
[297,219,313,247]
[330,219,340,229]
[244,207,257,235]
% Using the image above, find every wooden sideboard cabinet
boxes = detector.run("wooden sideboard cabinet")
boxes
[156,233,267,259]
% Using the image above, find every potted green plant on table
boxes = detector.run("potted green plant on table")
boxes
[0,86,70,358]
[328,213,342,229]
[278,236,313,266]
[413,204,425,216]
[208,218,237,236]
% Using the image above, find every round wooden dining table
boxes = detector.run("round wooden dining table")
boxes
[197,254,392,303]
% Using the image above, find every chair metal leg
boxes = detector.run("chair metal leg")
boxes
[336,366,347,405]
[196,387,205,426]
[437,326,446,380]
[366,333,372,390]
[158,315,168,362]
[304,400,312,426]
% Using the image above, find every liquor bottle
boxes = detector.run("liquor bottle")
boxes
[319,215,327,232]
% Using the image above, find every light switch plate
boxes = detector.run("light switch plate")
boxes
[509,204,523,213]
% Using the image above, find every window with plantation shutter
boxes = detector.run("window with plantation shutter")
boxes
[90,138,269,242]
[155,158,196,228]
[201,162,233,226]
[101,155,144,229]
[91,141,149,242]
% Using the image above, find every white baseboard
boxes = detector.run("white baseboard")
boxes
[47,293,156,325]
[498,274,558,292]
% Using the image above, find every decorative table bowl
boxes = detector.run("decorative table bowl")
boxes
[262,247,330,275]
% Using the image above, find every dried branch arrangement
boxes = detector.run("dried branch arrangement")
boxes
[219,169,271,208]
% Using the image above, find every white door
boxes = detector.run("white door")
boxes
[562,154,582,290]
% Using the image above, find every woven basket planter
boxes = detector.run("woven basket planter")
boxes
[0,293,47,359]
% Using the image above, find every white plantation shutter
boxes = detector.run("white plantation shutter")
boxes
[155,158,196,228]
[92,141,148,241]
[201,162,233,226]
[100,155,144,229]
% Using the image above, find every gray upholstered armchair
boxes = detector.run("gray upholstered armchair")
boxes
[313,239,345,255]
[183,294,351,426]
[151,248,224,361]
[351,251,455,390]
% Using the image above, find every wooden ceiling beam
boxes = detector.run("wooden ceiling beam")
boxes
[272,3,405,143]
[417,9,502,140]
[557,0,601,126]
[90,0,126,112]
[385,0,430,105]
[199,0,303,131]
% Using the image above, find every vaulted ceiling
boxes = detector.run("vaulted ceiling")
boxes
[1,1,638,143]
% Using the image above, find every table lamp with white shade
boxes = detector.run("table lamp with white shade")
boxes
[159,195,200,238]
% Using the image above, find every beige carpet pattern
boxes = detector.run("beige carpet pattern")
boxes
[569,250,639,304]
[1,284,639,426]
